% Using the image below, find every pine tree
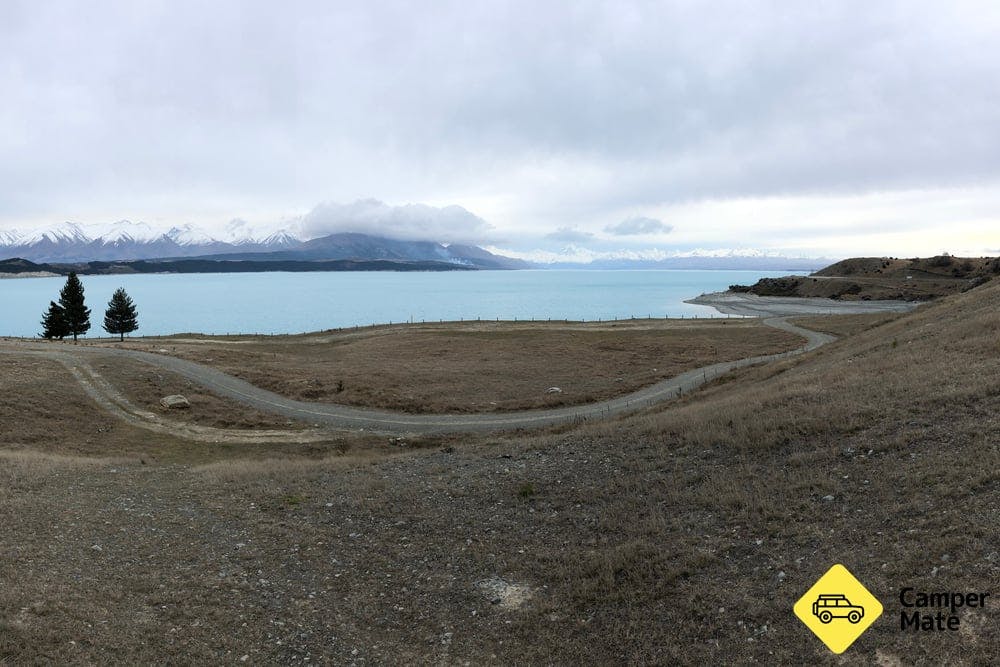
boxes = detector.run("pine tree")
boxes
[102,287,139,341]
[40,300,70,340]
[58,272,91,342]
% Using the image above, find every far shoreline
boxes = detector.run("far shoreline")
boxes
[687,290,920,317]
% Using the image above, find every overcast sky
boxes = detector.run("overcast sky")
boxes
[2,0,999,258]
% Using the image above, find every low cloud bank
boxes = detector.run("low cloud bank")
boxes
[605,216,674,236]
[298,199,494,244]
[544,227,595,243]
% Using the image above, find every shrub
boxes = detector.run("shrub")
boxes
[929,254,953,268]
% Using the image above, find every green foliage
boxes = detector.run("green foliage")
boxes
[102,287,139,341]
[58,272,91,342]
[39,301,70,340]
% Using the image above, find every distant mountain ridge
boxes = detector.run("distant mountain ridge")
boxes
[0,256,474,277]
[0,220,833,271]
[539,256,832,271]
[0,221,528,269]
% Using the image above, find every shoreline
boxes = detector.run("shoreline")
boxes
[0,271,60,279]
[686,291,920,317]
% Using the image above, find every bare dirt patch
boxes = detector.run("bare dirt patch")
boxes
[103,319,803,413]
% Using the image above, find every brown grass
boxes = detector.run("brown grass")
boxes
[1,284,998,663]
[89,353,308,431]
[791,312,903,337]
[100,318,802,413]
[0,354,382,463]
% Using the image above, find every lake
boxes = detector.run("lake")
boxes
[1,269,799,338]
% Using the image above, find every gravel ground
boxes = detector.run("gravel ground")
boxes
[687,292,919,317]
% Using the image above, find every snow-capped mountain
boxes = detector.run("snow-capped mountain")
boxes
[0,220,528,269]
[0,220,306,262]
[0,219,822,270]
[489,244,832,270]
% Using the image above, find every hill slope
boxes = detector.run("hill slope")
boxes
[541,277,1000,662]
[0,281,997,663]
[733,255,1000,301]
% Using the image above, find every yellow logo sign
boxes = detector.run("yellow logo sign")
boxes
[794,563,883,654]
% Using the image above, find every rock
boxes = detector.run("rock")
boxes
[821,495,835,502]
[545,387,563,394]
[476,577,534,610]
[160,395,191,409]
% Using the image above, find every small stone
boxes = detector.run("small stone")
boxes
[160,395,191,409]
[821,495,835,502]
[545,387,563,394]
[91,544,102,552]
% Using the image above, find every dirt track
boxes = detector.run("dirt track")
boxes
[0,347,329,444]
[0,316,833,436]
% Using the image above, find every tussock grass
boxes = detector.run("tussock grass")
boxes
[191,452,384,482]
[91,354,309,430]
[109,318,802,413]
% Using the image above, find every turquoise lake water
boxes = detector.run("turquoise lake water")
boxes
[1,270,799,338]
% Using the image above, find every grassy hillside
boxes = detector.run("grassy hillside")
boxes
[734,255,1000,301]
[0,281,997,663]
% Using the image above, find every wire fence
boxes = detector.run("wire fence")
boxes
[68,311,754,340]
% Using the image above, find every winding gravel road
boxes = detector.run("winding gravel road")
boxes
[2,316,834,436]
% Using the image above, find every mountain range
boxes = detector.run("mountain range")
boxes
[0,221,528,270]
[0,220,830,271]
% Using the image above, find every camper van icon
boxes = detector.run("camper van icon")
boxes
[812,594,865,624]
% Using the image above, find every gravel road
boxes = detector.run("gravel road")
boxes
[2,316,834,436]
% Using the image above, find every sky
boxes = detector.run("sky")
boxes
[1,0,999,260]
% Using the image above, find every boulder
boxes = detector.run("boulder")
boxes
[160,395,191,409]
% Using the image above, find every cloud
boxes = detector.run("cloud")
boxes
[605,216,673,236]
[297,199,494,244]
[544,227,594,243]
[1,2,1000,257]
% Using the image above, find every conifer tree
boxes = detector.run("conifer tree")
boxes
[102,287,139,341]
[40,300,70,340]
[58,272,91,342]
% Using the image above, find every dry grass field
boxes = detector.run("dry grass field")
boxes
[1,283,998,664]
[0,354,379,464]
[91,354,310,432]
[98,318,801,413]
[789,312,903,337]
